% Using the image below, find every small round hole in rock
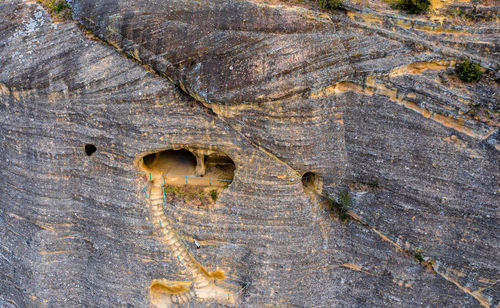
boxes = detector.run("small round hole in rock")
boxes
[84,144,97,156]
[302,172,322,193]
[302,172,316,187]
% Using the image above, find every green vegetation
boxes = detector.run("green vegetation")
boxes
[164,185,185,198]
[393,0,430,14]
[209,190,218,202]
[198,192,208,203]
[455,58,482,82]
[53,0,70,13]
[324,190,352,221]
[338,190,352,221]
[319,0,342,10]
[163,185,220,207]
[37,0,71,20]
[413,248,424,263]
[413,248,436,271]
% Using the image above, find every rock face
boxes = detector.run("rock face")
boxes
[0,0,498,307]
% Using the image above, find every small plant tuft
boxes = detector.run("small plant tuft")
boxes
[163,185,221,208]
[393,0,430,14]
[324,190,352,222]
[37,0,72,20]
[209,190,218,202]
[53,0,70,13]
[455,58,482,82]
[414,248,424,263]
[319,0,342,10]
[164,186,184,198]
[338,190,352,221]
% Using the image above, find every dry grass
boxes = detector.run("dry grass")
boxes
[163,185,222,208]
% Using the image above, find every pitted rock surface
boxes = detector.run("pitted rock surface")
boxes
[1,0,499,306]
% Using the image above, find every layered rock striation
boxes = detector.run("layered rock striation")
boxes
[1,0,498,306]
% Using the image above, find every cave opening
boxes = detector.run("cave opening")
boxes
[84,144,97,156]
[140,148,235,187]
[143,149,197,175]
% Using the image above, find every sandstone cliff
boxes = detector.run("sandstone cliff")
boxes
[0,0,498,306]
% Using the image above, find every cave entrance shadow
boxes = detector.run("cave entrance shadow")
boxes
[302,172,322,193]
[140,148,235,187]
[143,149,197,176]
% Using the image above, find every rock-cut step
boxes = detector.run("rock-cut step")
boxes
[145,177,236,306]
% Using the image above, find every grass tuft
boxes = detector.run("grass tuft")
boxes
[209,190,218,202]
[324,189,352,222]
[53,0,70,13]
[413,248,424,263]
[338,190,352,221]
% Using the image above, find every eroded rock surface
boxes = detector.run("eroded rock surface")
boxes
[1,0,498,306]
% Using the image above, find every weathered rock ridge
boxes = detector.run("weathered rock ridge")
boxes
[0,0,498,306]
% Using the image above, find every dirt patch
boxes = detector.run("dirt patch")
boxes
[163,185,224,209]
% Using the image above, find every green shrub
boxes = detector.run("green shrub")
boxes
[37,0,71,20]
[53,0,70,13]
[164,186,184,198]
[455,58,482,82]
[414,248,424,263]
[338,190,352,221]
[319,0,342,10]
[393,0,430,14]
[323,190,352,221]
[209,190,218,202]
